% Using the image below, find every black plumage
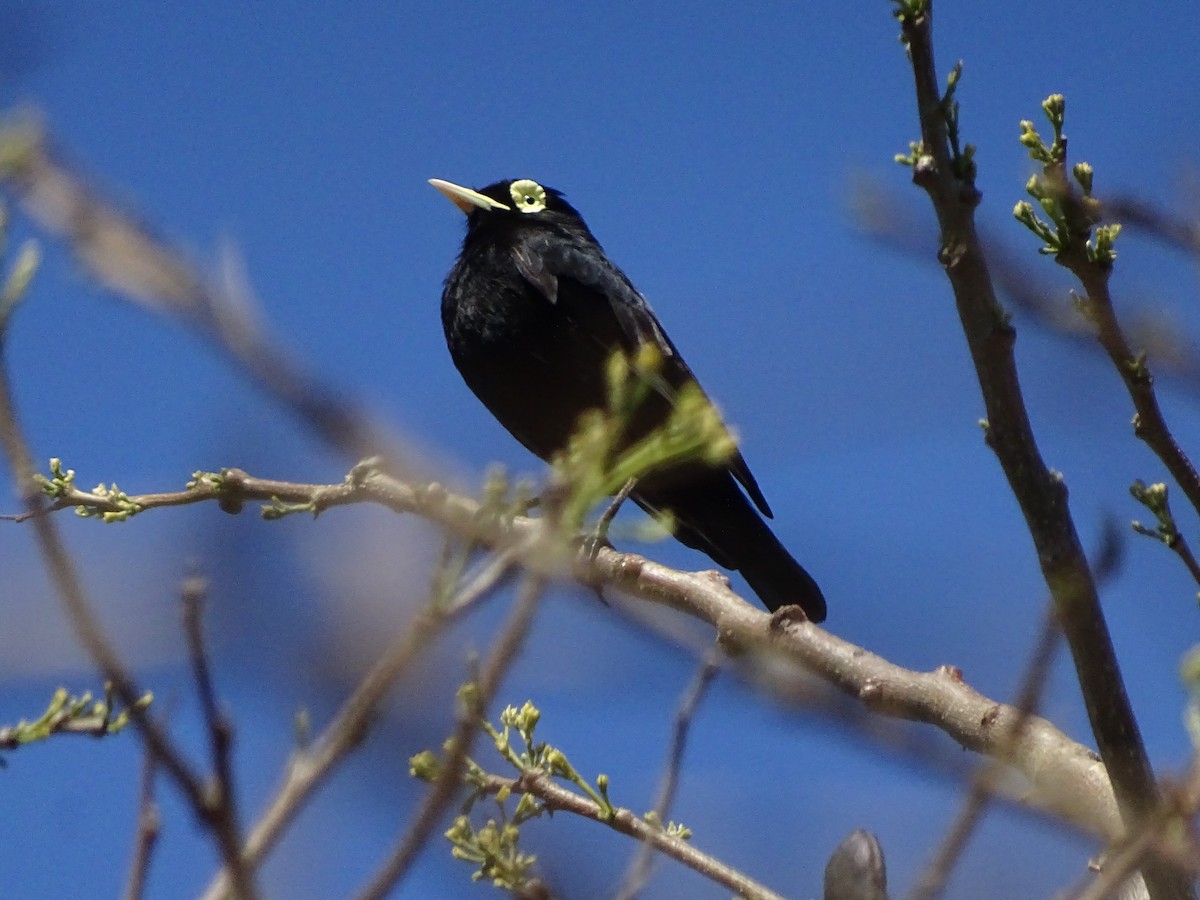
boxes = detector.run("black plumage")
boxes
[431,178,826,621]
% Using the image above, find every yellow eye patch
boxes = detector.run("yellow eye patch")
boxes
[510,179,547,213]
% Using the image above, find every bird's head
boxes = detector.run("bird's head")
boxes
[429,178,592,241]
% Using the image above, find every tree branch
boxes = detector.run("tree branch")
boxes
[123,750,161,900]
[475,770,787,900]
[893,5,1190,897]
[10,461,1134,842]
[615,648,722,900]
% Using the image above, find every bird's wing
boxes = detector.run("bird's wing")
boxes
[513,236,674,354]
[514,233,774,518]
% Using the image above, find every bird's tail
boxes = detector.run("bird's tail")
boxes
[634,470,827,622]
[735,525,827,621]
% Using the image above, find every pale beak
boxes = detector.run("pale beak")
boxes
[428,178,511,214]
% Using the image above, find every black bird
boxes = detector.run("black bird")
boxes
[430,178,826,621]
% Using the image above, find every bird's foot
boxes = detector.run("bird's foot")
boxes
[577,476,637,565]
[574,478,638,606]
[594,477,637,545]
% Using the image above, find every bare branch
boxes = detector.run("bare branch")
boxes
[615,648,722,900]
[13,460,1131,843]
[892,6,1189,896]
[1053,202,1200,524]
[180,574,254,897]
[123,751,161,900]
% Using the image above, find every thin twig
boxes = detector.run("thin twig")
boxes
[474,770,786,900]
[595,476,637,541]
[181,573,253,896]
[355,573,547,900]
[123,750,161,900]
[615,647,722,900]
[1168,538,1200,588]
[1058,242,1200,523]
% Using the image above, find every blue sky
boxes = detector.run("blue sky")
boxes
[1,3,1198,898]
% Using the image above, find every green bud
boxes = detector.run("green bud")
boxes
[1042,93,1065,123]
[517,700,540,732]
[1073,162,1094,194]
[445,815,473,843]
[514,793,541,819]
[409,750,442,782]
[457,681,480,711]
[499,704,519,728]
[666,822,693,840]
[545,748,569,776]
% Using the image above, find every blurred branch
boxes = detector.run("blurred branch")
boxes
[0,293,260,899]
[853,180,1200,391]
[180,574,253,897]
[1102,195,1200,258]
[615,647,722,900]
[892,6,1189,898]
[356,573,547,900]
[123,750,161,900]
[857,182,1200,591]
[200,539,524,900]
[0,114,393,464]
[908,607,1062,900]
[911,525,1125,900]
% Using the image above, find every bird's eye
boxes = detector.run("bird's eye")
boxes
[509,179,547,214]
